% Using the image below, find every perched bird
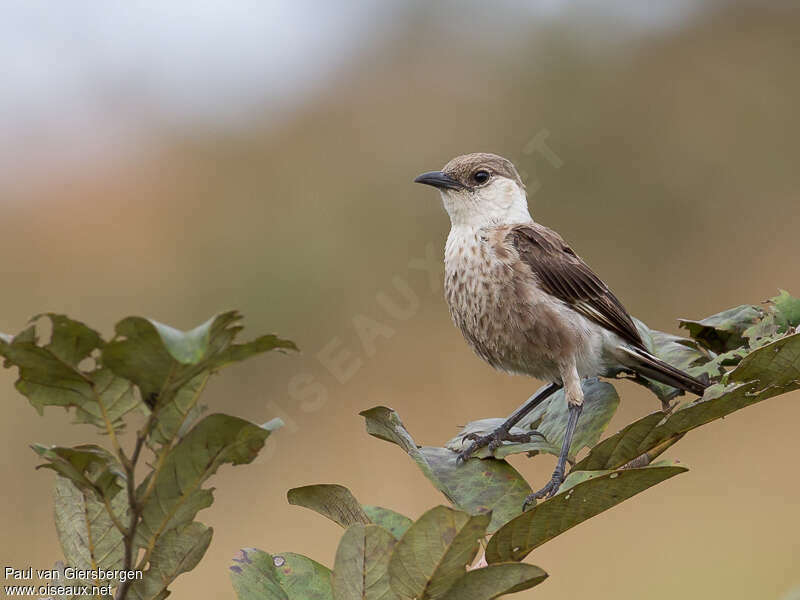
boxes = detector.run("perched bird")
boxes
[414,152,707,506]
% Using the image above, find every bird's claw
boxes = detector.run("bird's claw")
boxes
[456,428,544,464]
[522,469,566,510]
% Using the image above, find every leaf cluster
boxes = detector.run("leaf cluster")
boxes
[231,291,800,599]
[231,406,684,599]
[0,311,294,600]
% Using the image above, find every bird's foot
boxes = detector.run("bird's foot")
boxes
[456,427,545,464]
[522,467,566,510]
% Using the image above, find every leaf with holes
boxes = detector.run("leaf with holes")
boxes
[771,289,800,329]
[679,305,762,353]
[0,315,139,431]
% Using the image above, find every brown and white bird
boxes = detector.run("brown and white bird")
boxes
[414,152,707,505]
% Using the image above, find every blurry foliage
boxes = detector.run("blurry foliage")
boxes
[232,291,800,599]
[0,312,295,600]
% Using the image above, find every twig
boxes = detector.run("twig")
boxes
[114,415,154,600]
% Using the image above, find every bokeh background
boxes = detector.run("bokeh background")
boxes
[2,1,799,598]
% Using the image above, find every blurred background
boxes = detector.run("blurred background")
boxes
[2,0,799,598]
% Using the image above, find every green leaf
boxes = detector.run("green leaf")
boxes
[422,448,530,534]
[742,313,780,347]
[572,413,666,471]
[130,522,213,600]
[231,549,289,600]
[33,444,124,499]
[333,524,398,600]
[485,463,687,563]
[360,406,425,466]
[0,315,139,431]
[735,291,799,350]
[731,330,800,388]
[439,563,548,600]
[634,318,710,399]
[230,548,333,600]
[287,484,370,529]
[54,476,126,589]
[148,318,217,364]
[771,289,800,330]
[689,347,749,380]
[575,332,800,471]
[446,379,619,461]
[360,407,530,533]
[211,333,299,370]
[388,506,490,600]
[679,304,762,353]
[272,553,334,600]
[136,414,276,552]
[102,311,296,407]
[148,374,209,447]
[362,506,413,540]
[39,313,103,365]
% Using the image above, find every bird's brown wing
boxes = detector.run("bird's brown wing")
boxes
[507,224,644,348]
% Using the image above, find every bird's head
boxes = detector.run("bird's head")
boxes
[414,153,530,227]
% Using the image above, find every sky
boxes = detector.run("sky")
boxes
[0,0,713,177]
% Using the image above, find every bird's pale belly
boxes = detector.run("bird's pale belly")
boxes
[444,246,617,382]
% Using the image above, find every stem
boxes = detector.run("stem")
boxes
[114,368,203,596]
[620,433,685,470]
[114,416,153,600]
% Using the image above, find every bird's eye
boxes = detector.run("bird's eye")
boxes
[472,170,490,184]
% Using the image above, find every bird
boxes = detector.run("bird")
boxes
[414,152,708,507]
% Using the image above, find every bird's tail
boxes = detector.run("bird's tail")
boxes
[617,346,708,397]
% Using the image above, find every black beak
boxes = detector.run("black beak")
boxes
[413,171,465,191]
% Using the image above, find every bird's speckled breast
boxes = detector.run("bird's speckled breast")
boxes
[443,225,573,381]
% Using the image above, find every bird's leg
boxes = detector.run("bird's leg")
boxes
[456,382,561,463]
[524,362,584,507]
[524,402,582,507]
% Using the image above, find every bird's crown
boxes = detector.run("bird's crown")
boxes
[442,153,525,190]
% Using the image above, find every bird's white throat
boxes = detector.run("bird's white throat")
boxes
[439,176,531,228]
